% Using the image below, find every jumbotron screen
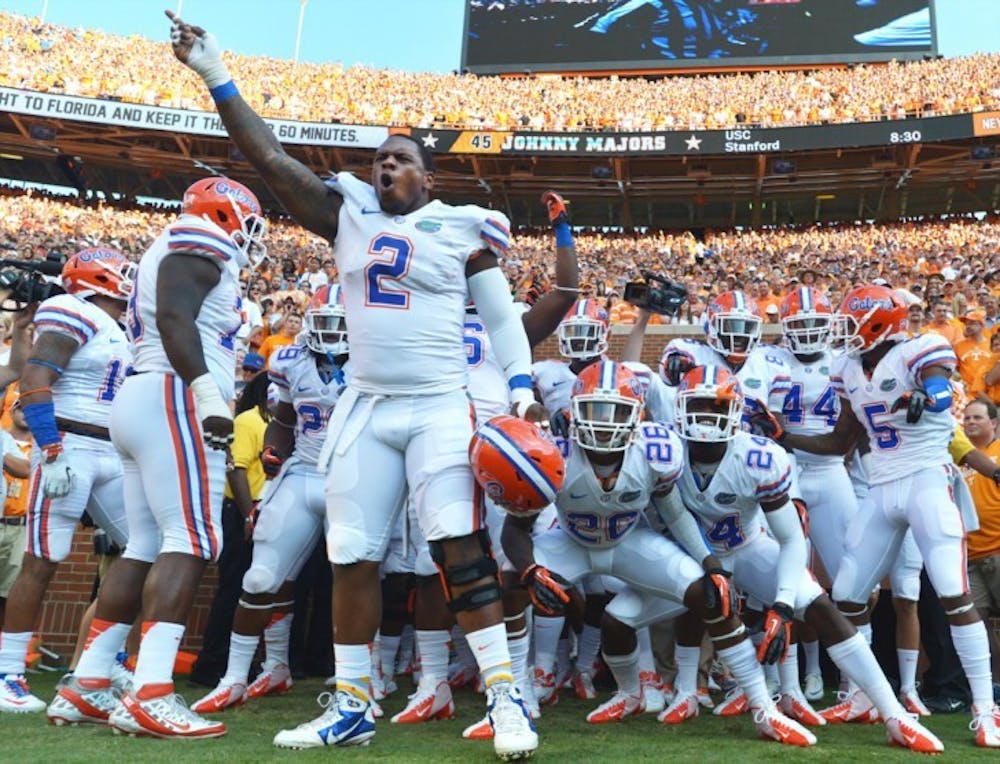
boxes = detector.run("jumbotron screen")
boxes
[462,0,936,74]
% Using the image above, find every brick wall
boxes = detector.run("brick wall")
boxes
[34,325,707,655]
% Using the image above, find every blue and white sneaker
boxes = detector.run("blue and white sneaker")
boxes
[488,682,538,761]
[0,674,46,713]
[273,690,375,749]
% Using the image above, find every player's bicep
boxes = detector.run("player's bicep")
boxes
[21,331,80,391]
[918,363,952,383]
[465,249,500,278]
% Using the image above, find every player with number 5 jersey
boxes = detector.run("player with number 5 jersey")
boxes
[0,248,133,717]
[778,284,1000,747]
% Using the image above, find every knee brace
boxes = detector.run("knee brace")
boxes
[428,529,501,613]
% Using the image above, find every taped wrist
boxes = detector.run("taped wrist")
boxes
[22,401,61,449]
[190,373,231,422]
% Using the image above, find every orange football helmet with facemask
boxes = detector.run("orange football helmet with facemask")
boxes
[830,284,908,356]
[61,247,135,302]
[304,283,348,356]
[571,360,645,452]
[704,290,762,364]
[675,365,744,442]
[780,286,833,355]
[469,415,565,515]
[558,299,609,360]
[182,177,267,268]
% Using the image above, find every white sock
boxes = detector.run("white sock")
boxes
[380,633,401,681]
[0,631,32,676]
[897,648,919,693]
[576,624,602,674]
[950,621,994,710]
[334,643,371,700]
[508,624,530,688]
[220,632,259,686]
[603,647,640,698]
[718,638,770,709]
[533,615,564,676]
[826,632,905,719]
[75,620,131,680]
[802,639,821,676]
[133,621,184,691]
[465,623,513,689]
[452,625,477,671]
[751,629,779,688]
[779,643,801,695]
[262,611,292,669]
[416,629,451,685]
[674,643,701,696]
[556,636,572,677]
[845,622,873,694]
[637,627,656,674]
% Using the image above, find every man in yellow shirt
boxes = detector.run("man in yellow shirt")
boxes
[259,312,303,364]
[962,399,1000,679]
[925,300,964,346]
[955,310,994,398]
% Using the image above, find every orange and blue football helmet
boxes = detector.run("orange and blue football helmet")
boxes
[675,365,744,442]
[182,177,267,268]
[571,360,645,452]
[780,286,833,354]
[558,299,609,360]
[61,247,135,302]
[704,290,762,364]
[830,284,908,356]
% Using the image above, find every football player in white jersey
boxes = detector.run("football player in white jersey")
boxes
[66,178,266,740]
[0,249,131,718]
[499,361,815,746]
[399,191,578,730]
[171,16,541,758]
[672,364,944,752]
[768,284,1000,748]
[191,284,349,713]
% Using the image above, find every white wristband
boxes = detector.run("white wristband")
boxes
[190,373,232,422]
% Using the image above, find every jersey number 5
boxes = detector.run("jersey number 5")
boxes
[365,234,412,309]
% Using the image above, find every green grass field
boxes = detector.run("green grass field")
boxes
[5,673,997,763]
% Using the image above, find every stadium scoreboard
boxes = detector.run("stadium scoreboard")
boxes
[462,0,937,75]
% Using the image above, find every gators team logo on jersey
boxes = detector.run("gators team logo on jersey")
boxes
[415,218,443,234]
[880,378,898,391]
[620,490,642,503]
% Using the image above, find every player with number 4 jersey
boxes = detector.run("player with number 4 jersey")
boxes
[0,248,133,717]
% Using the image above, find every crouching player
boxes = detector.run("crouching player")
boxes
[488,361,815,746]
[669,364,943,753]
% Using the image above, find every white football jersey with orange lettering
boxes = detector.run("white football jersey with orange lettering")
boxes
[326,172,510,396]
[831,334,956,484]
[126,214,243,400]
[268,343,348,466]
[555,422,683,549]
[676,431,793,555]
[33,293,129,428]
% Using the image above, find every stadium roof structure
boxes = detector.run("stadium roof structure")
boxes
[1,90,1000,229]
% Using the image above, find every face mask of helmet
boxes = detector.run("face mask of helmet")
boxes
[571,395,641,452]
[558,317,608,359]
[782,313,831,354]
[709,314,761,359]
[676,392,744,442]
[304,307,348,356]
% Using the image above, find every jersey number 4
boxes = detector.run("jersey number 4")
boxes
[365,234,412,309]
[782,383,838,426]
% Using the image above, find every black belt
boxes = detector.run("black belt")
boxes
[56,417,111,442]
[0,517,25,526]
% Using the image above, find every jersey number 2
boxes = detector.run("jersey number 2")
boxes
[365,234,412,309]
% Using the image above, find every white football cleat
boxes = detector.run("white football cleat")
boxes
[0,674,45,713]
[390,678,454,724]
[752,701,817,747]
[971,704,1000,748]
[190,682,247,714]
[47,676,121,725]
[489,682,538,761]
[586,691,643,724]
[899,688,931,717]
[886,714,944,753]
[273,690,375,749]
[713,689,748,717]
[110,685,226,739]
[658,692,699,724]
[532,668,558,707]
[571,670,597,701]
[640,672,666,714]
[110,653,134,694]
[247,662,293,699]
[803,672,824,702]
[819,689,880,724]
[779,690,827,726]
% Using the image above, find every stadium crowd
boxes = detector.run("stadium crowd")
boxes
[3,10,1000,131]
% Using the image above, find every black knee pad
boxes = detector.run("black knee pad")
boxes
[428,530,500,613]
